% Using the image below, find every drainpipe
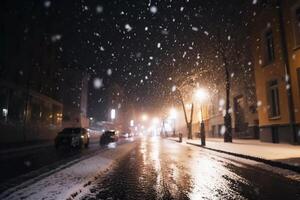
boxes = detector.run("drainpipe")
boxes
[276,0,297,144]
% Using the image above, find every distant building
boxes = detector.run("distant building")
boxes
[61,69,89,128]
[251,0,300,143]
[0,2,63,144]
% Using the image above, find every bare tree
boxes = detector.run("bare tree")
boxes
[170,73,201,139]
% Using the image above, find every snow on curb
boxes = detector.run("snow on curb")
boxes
[0,142,137,200]
[186,141,300,174]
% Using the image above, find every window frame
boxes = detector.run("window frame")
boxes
[267,80,280,119]
[264,29,275,64]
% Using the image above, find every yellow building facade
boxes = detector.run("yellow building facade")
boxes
[252,0,300,143]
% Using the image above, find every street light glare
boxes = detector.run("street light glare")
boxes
[169,108,177,119]
[195,88,208,102]
[130,119,134,127]
[152,117,159,124]
[141,114,148,121]
[111,109,116,120]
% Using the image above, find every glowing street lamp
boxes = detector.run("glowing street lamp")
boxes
[141,114,148,122]
[111,109,116,121]
[130,119,134,127]
[195,88,208,104]
[195,88,208,146]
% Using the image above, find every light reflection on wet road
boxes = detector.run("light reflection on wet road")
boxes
[81,137,300,200]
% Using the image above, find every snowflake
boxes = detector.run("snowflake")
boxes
[107,68,112,76]
[171,85,176,92]
[51,34,62,42]
[93,78,103,89]
[192,27,198,31]
[125,24,132,32]
[96,5,103,13]
[44,1,51,8]
[150,6,157,14]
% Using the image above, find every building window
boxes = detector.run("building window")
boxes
[267,80,280,118]
[294,7,300,47]
[265,30,275,64]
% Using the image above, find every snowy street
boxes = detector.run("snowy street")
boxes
[1,137,300,200]
[0,137,137,199]
[2,0,300,199]
[72,138,300,200]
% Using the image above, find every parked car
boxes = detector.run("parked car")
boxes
[55,127,89,149]
[100,130,118,146]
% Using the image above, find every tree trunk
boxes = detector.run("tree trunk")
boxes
[179,92,193,139]
[187,123,193,139]
[188,103,194,139]
[224,64,232,142]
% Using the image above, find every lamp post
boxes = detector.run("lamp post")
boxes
[195,88,208,146]
[169,108,177,137]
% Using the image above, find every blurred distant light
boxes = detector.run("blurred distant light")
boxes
[130,120,134,127]
[111,109,116,120]
[195,88,208,102]
[152,117,159,124]
[169,108,177,119]
[141,114,148,121]
[2,108,8,117]
[186,103,192,110]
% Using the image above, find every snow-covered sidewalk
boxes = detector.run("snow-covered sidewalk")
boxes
[170,137,300,169]
[0,141,137,200]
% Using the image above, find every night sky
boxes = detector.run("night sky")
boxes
[2,0,252,120]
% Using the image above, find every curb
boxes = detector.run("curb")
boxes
[185,141,300,174]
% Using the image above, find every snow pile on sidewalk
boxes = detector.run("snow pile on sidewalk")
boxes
[187,138,300,166]
[0,142,136,200]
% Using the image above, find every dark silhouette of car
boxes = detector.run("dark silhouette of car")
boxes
[100,130,118,146]
[55,128,89,149]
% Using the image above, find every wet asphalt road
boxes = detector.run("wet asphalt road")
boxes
[81,137,300,200]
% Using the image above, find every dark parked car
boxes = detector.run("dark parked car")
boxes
[100,130,118,146]
[55,128,89,149]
